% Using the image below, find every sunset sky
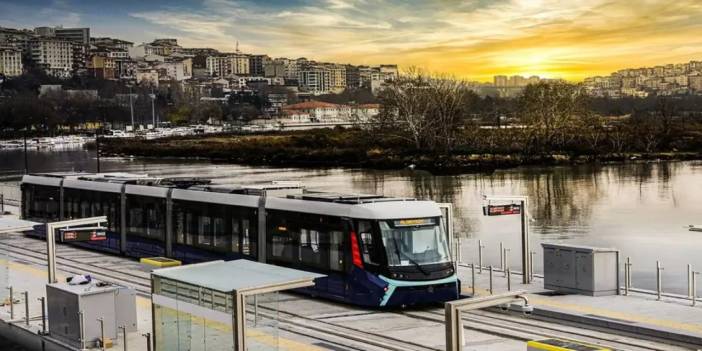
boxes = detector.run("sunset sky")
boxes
[2,0,702,81]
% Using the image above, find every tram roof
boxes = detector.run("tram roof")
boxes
[22,172,443,219]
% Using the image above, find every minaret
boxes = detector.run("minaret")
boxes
[235,40,239,53]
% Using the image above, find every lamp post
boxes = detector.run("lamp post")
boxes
[127,85,135,130]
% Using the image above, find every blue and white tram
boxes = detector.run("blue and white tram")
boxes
[21,172,460,307]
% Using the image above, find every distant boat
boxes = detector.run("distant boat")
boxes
[688,225,702,232]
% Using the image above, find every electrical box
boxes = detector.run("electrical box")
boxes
[542,243,619,296]
[46,281,136,348]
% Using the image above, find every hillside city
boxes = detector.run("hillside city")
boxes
[1,24,702,129]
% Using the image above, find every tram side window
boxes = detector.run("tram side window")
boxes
[198,215,212,246]
[185,212,196,245]
[213,216,228,251]
[146,203,164,239]
[175,211,185,244]
[27,185,59,220]
[329,230,344,271]
[128,207,144,235]
[271,225,296,263]
[231,218,241,253]
[358,220,381,265]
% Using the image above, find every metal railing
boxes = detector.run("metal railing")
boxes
[622,257,701,306]
[459,240,700,308]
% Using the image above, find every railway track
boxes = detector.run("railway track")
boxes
[0,233,695,351]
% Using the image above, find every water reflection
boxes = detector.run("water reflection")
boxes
[1,148,701,293]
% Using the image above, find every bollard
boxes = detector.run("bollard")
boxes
[119,325,127,351]
[97,317,105,351]
[471,263,476,296]
[78,311,85,350]
[457,238,463,263]
[506,268,511,291]
[529,251,536,281]
[488,265,494,295]
[143,332,152,351]
[693,272,699,307]
[656,261,664,301]
[503,248,510,277]
[6,286,13,319]
[478,240,485,274]
[23,291,28,326]
[499,242,504,272]
[687,264,692,299]
[37,297,46,334]
[625,257,634,292]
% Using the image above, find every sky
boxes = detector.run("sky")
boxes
[2,0,702,82]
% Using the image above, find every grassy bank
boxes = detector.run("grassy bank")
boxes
[98,128,702,174]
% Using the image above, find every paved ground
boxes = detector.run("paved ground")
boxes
[456,262,702,344]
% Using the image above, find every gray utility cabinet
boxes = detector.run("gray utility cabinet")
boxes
[46,281,137,348]
[542,243,620,296]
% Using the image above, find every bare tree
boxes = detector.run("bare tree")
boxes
[374,68,476,152]
[518,81,590,153]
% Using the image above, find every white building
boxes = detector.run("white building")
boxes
[30,38,73,78]
[281,101,379,123]
[206,54,250,77]
[0,46,23,76]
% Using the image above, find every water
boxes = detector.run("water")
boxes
[1,148,701,294]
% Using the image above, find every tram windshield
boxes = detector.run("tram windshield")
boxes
[380,217,451,267]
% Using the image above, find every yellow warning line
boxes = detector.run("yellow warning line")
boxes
[463,284,702,335]
[527,295,702,334]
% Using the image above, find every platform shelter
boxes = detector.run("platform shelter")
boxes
[151,259,323,351]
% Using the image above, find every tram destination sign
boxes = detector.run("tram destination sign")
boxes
[59,226,107,242]
[483,204,522,216]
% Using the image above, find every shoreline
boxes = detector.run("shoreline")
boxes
[98,135,702,175]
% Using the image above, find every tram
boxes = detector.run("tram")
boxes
[21,172,460,307]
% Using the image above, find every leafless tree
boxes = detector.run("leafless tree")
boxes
[374,67,476,152]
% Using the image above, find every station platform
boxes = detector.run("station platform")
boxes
[456,263,702,346]
[0,216,699,350]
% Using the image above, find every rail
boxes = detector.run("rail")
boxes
[0,183,21,213]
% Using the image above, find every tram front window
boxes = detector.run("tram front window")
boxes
[380,218,451,267]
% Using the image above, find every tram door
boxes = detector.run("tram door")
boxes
[438,203,457,263]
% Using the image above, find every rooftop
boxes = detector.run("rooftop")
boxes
[152,259,324,293]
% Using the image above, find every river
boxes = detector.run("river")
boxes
[1,147,701,294]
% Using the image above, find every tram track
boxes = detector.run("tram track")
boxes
[0,233,695,351]
[402,309,693,351]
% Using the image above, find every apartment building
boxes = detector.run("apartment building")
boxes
[0,46,23,76]
[30,38,73,78]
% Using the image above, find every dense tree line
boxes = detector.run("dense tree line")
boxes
[373,70,702,156]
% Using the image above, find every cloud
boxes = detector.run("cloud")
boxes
[0,1,82,28]
[122,0,702,80]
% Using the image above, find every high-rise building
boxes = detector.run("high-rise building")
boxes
[345,65,360,88]
[494,75,508,87]
[327,64,347,93]
[55,27,90,45]
[0,46,23,76]
[298,67,331,94]
[249,54,269,76]
[30,38,73,78]
[87,54,115,79]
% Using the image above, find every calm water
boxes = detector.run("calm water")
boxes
[1,148,701,294]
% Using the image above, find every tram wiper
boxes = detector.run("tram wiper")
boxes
[391,235,430,276]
